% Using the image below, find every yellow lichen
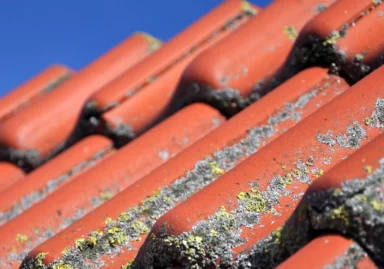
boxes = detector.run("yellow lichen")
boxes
[122,260,134,269]
[210,161,225,176]
[52,262,74,269]
[371,200,384,211]
[100,191,113,201]
[75,238,85,250]
[333,189,342,197]
[154,188,161,197]
[35,252,49,267]
[237,189,267,213]
[323,31,341,45]
[284,173,294,184]
[107,227,128,245]
[16,233,28,243]
[330,205,350,225]
[104,217,115,225]
[131,220,149,234]
[61,247,71,256]
[283,25,298,41]
[364,165,373,174]
[118,212,131,222]
[313,169,324,178]
[281,165,287,170]
[210,229,217,237]
[86,236,98,247]
[364,117,375,126]
[274,227,283,243]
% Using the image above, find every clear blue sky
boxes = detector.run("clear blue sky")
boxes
[0,0,270,96]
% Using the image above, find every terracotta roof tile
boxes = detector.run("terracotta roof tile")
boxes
[0,163,25,193]
[0,135,114,226]
[0,103,224,268]
[0,0,383,268]
[0,65,72,122]
[23,67,350,267]
[170,0,336,115]
[87,0,259,145]
[276,235,377,269]
[0,33,159,170]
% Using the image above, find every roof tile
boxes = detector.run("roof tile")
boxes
[0,163,25,193]
[0,0,383,268]
[295,0,384,82]
[0,33,159,170]
[0,135,114,226]
[0,103,224,268]
[171,0,336,115]
[134,65,384,268]
[24,67,351,267]
[0,65,72,122]
[87,0,259,145]
[276,235,377,269]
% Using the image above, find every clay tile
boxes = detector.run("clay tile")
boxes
[131,65,384,268]
[0,162,25,193]
[23,67,351,268]
[0,103,224,268]
[86,0,259,145]
[171,0,335,115]
[0,65,72,122]
[0,33,160,170]
[295,0,384,81]
[282,131,384,268]
[0,135,114,226]
[277,235,377,269]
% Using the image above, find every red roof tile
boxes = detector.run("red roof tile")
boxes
[0,33,159,170]
[88,0,258,145]
[0,65,72,122]
[24,67,350,267]
[0,135,114,226]
[0,0,383,268]
[0,103,224,268]
[277,235,377,269]
[0,163,25,193]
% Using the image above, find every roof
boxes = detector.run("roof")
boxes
[0,0,382,268]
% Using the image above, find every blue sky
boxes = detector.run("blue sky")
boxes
[0,0,270,96]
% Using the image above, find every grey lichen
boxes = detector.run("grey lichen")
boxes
[324,243,368,269]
